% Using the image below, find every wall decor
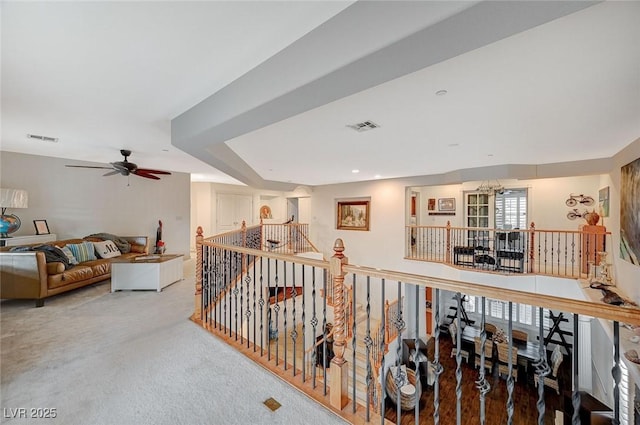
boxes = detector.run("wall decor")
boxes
[33,219,50,235]
[260,205,272,219]
[438,198,456,212]
[620,157,640,265]
[598,186,610,217]
[337,200,370,231]
[428,198,436,211]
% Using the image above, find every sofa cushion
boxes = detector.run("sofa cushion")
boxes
[67,241,97,263]
[55,245,79,265]
[47,266,94,289]
[92,240,121,259]
[81,259,111,276]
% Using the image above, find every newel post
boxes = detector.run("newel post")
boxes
[529,222,536,273]
[445,220,452,264]
[195,226,204,322]
[330,238,349,410]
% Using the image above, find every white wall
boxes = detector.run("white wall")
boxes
[0,151,191,257]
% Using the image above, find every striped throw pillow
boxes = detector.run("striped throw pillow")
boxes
[66,241,97,263]
[56,245,79,265]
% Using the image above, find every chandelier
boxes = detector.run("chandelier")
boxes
[476,179,504,195]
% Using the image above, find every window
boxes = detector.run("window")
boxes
[463,295,548,328]
[495,188,527,230]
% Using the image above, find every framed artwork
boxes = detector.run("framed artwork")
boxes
[337,200,370,231]
[33,219,50,235]
[438,198,456,212]
[598,186,610,218]
[428,198,436,211]
[259,205,272,219]
[620,157,640,265]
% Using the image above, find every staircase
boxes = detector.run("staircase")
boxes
[344,303,380,408]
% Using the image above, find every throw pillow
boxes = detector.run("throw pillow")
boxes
[66,241,97,263]
[92,240,121,259]
[55,245,79,265]
[130,243,146,254]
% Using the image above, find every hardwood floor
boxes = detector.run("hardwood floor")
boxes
[383,337,563,425]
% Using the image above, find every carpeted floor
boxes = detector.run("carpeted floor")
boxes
[0,259,347,425]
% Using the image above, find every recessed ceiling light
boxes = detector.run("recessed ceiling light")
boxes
[374,174,381,179]
[435,90,448,96]
[162,149,169,152]
[448,143,459,147]
[488,154,494,157]
[352,169,360,174]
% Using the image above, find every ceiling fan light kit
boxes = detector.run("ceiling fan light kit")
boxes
[65,150,171,181]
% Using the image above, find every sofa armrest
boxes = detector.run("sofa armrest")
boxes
[0,251,48,300]
[122,236,149,255]
[46,262,65,275]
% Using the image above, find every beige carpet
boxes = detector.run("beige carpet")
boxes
[1,259,347,425]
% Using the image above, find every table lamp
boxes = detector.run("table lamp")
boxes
[0,188,29,238]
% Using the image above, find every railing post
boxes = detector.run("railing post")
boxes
[330,238,349,410]
[195,226,203,322]
[446,221,451,264]
[529,222,536,273]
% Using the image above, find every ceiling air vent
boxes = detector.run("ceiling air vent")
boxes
[347,120,380,132]
[27,133,58,143]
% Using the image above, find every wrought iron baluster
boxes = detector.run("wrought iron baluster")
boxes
[613,320,621,425]
[364,276,372,423]
[267,259,272,361]
[533,307,550,425]
[506,302,514,425]
[311,266,318,389]
[433,288,443,425]
[414,284,421,425]
[252,255,256,351]
[352,274,357,413]
[274,260,280,366]
[476,296,490,424]
[380,279,386,425]
[245,254,251,349]
[395,281,404,425]
[283,261,288,371]
[259,257,264,356]
[301,264,306,382]
[234,252,240,341]
[572,313,581,425]
[223,249,228,333]
[291,263,298,376]
[454,292,462,425]
[237,252,242,343]
[322,269,328,396]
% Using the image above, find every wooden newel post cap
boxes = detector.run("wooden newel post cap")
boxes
[331,238,347,275]
[196,226,203,237]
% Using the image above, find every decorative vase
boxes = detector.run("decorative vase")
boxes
[584,210,600,226]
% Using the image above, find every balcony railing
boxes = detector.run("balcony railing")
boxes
[193,224,640,425]
[406,221,612,278]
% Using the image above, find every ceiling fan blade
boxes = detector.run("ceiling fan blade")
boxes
[103,170,120,177]
[136,168,171,175]
[135,172,161,180]
[110,162,130,175]
[66,165,113,170]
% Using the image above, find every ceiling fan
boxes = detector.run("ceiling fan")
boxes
[65,149,171,180]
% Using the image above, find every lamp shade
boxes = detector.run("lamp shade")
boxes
[0,188,28,208]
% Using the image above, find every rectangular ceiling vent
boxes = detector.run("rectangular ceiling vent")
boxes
[27,133,58,143]
[347,120,380,132]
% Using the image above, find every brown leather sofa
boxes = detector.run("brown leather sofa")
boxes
[0,236,148,307]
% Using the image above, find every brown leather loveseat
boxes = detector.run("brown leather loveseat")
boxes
[0,236,148,307]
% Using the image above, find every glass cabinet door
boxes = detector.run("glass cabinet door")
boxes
[466,193,489,248]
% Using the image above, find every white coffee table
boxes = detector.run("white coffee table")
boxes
[111,254,183,292]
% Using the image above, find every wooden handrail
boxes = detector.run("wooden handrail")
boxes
[304,328,336,355]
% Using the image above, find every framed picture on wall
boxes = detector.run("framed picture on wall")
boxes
[428,198,436,211]
[438,198,456,212]
[336,200,370,231]
[33,219,50,235]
